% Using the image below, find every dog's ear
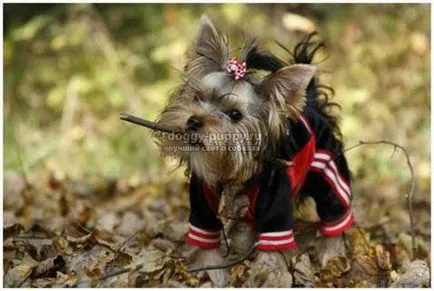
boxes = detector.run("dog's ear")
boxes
[260,64,316,138]
[185,15,228,78]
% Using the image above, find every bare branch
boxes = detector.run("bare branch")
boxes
[120,113,294,168]
[336,140,416,259]
[120,113,182,134]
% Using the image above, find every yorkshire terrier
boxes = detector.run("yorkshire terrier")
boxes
[154,16,353,287]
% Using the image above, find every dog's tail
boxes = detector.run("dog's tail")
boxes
[285,33,343,141]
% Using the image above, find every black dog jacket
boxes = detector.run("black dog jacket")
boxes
[185,109,354,251]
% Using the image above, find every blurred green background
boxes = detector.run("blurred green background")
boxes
[3,4,430,204]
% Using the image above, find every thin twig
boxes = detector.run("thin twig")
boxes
[277,249,291,269]
[117,230,139,252]
[388,144,398,160]
[336,140,416,259]
[120,113,182,134]
[120,113,294,168]
[111,231,140,263]
[221,229,231,257]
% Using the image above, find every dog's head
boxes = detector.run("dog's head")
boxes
[155,16,316,185]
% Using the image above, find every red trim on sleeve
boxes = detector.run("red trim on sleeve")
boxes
[319,211,354,237]
[256,230,297,251]
[185,225,221,249]
[309,167,351,207]
[310,151,352,207]
[314,149,351,190]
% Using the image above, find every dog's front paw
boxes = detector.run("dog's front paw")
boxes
[245,251,293,287]
[228,222,256,255]
[316,235,346,268]
[188,248,229,287]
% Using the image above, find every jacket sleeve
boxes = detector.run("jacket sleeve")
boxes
[185,173,223,249]
[303,112,354,237]
[253,166,297,251]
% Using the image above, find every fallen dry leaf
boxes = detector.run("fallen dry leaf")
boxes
[2,171,430,287]
[162,221,189,242]
[229,263,249,287]
[4,223,24,240]
[4,171,26,211]
[32,255,66,278]
[391,260,430,287]
[293,253,316,287]
[32,271,78,287]
[320,256,351,284]
[116,211,144,236]
[96,212,118,233]
[373,245,392,271]
[4,263,36,287]
[131,247,170,274]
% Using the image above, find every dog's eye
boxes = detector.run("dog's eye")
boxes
[225,109,243,122]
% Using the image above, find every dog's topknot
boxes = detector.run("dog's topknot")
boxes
[241,39,286,73]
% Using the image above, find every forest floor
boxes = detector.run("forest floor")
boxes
[3,170,430,287]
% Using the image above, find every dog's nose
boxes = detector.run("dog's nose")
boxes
[186,115,203,132]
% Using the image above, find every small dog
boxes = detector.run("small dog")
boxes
[155,16,353,287]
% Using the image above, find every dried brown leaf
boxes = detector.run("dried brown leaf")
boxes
[293,253,316,287]
[320,256,351,283]
[116,211,144,236]
[127,272,147,287]
[96,212,119,233]
[90,228,119,251]
[31,255,66,278]
[185,276,200,287]
[39,244,58,260]
[142,209,165,238]
[150,238,176,253]
[4,263,36,287]
[229,263,249,287]
[108,251,133,268]
[245,252,292,287]
[163,221,188,242]
[4,171,26,211]
[32,271,78,287]
[346,246,393,288]
[68,244,116,279]
[131,247,169,274]
[53,235,72,255]
[4,223,24,240]
[373,245,392,270]
[348,228,371,257]
[391,260,430,288]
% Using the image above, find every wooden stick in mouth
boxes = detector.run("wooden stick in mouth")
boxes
[120,113,183,134]
[120,112,293,168]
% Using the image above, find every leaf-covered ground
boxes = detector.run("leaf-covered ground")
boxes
[3,171,430,287]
